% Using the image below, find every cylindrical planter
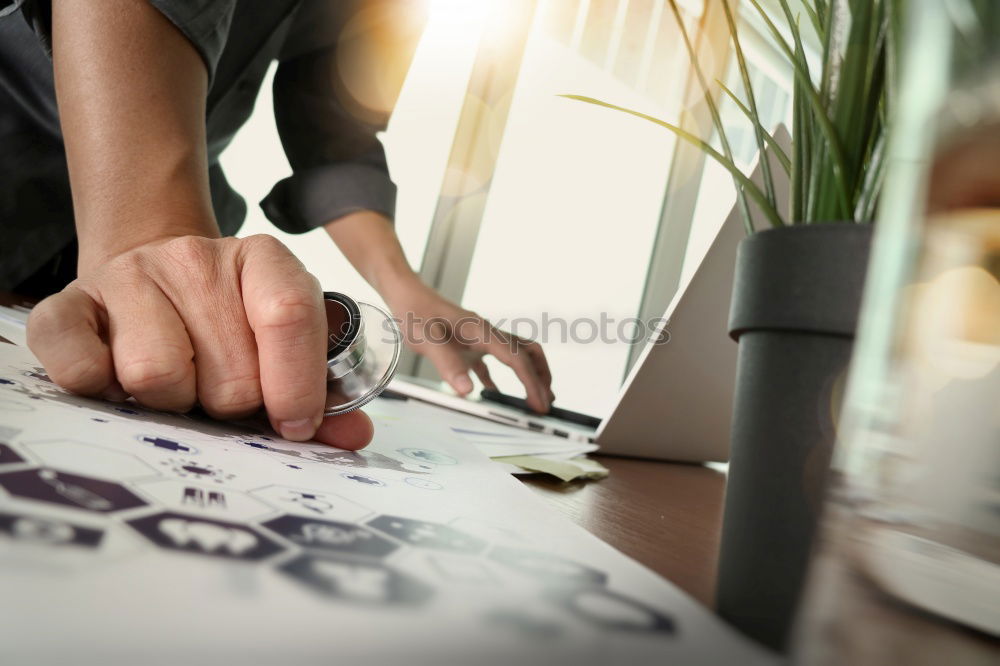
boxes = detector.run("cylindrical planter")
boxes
[715,224,873,652]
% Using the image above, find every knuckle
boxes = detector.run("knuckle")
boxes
[256,289,322,334]
[200,375,263,419]
[25,302,60,346]
[117,356,191,396]
[162,236,218,274]
[241,233,287,258]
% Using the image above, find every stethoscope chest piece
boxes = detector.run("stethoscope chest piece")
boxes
[322,292,400,415]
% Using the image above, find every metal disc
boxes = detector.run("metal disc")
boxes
[324,300,401,415]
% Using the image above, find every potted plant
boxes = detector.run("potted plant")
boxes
[565,0,898,651]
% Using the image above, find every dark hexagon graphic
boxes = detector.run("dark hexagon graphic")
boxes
[367,515,486,554]
[126,512,283,561]
[0,443,25,466]
[0,510,103,549]
[546,587,675,634]
[489,547,608,586]
[262,515,398,558]
[279,553,432,606]
[0,468,147,513]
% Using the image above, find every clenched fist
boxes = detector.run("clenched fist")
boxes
[27,234,373,449]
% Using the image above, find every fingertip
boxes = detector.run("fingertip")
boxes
[450,373,473,396]
[529,392,551,414]
[313,409,374,451]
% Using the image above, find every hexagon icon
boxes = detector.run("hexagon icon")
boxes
[261,515,398,558]
[279,553,432,606]
[0,510,103,550]
[24,440,157,479]
[0,468,147,513]
[488,547,608,587]
[0,443,27,466]
[367,515,487,554]
[546,587,675,634]
[250,485,373,522]
[134,479,273,521]
[126,512,284,561]
[396,551,498,586]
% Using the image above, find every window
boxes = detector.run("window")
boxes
[221,0,807,417]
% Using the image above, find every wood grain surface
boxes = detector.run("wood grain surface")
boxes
[522,456,726,607]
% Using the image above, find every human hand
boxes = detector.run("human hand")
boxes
[385,280,554,413]
[26,234,373,449]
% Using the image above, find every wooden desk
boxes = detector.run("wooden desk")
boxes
[522,457,725,608]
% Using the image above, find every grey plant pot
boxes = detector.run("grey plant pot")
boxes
[715,223,873,652]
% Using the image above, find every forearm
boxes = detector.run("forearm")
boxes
[52,0,219,274]
[324,211,425,301]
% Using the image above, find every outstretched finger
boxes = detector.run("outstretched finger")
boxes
[471,358,497,391]
[419,338,475,396]
[521,340,554,402]
[483,332,550,413]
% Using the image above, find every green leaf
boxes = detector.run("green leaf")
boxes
[747,0,852,219]
[855,130,886,222]
[800,0,822,35]
[665,0,755,232]
[722,0,778,214]
[559,95,785,230]
[716,80,791,173]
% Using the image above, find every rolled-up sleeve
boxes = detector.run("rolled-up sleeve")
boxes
[0,0,236,84]
[260,1,398,234]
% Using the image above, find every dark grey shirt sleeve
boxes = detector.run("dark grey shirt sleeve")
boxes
[0,0,236,84]
[148,0,237,84]
[260,1,398,234]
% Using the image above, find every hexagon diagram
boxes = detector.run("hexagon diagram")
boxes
[0,443,26,466]
[488,547,608,587]
[0,510,104,550]
[279,553,432,606]
[261,515,398,558]
[250,485,372,522]
[546,587,675,634]
[126,512,283,561]
[366,515,487,555]
[0,468,147,513]
[24,440,157,479]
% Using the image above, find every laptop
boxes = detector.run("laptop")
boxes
[389,128,790,464]
[389,208,743,463]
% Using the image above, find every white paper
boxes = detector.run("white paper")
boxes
[0,344,772,666]
[445,409,599,458]
[0,305,28,347]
